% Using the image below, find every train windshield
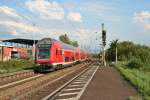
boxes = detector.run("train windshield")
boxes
[38,44,51,60]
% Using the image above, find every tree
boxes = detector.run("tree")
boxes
[110,39,118,49]
[111,39,118,64]
[59,34,71,44]
[59,34,79,47]
[71,41,79,47]
[106,40,150,70]
[107,39,118,63]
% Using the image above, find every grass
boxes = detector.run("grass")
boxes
[0,59,36,74]
[115,62,150,100]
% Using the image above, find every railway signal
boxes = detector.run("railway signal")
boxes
[102,30,106,46]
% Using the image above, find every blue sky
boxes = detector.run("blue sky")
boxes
[0,0,150,52]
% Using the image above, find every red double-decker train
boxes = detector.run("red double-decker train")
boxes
[35,38,89,72]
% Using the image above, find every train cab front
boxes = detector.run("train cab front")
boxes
[35,43,53,73]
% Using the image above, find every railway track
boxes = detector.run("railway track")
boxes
[0,70,40,86]
[0,74,43,90]
[0,62,90,100]
[42,64,99,100]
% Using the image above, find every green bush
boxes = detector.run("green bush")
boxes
[0,60,35,74]
[127,58,143,69]
[107,41,150,70]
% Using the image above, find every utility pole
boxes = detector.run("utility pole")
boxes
[116,47,117,64]
[115,39,118,64]
[102,23,106,66]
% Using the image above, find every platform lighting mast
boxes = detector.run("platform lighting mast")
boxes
[32,24,36,60]
[33,39,35,60]
[101,23,106,66]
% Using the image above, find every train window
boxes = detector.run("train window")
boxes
[38,46,50,60]
[65,57,69,62]
[56,49,58,55]
[72,57,74,61]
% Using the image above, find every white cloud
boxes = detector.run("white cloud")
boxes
[67,12,83,22]
[0,1,93,51]
[11,30,19,36]
[134,11,150,30]
[0,6,41,36]
[25,0,64,20]
[67,28,99,51]
[0,20,40,33]
[79,2,114,13]
[139,11,150,19]
[0,6,20,18]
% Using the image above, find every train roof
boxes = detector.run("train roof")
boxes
[36,38,55,45]
[61,42,76,51]
[37,38,76,51]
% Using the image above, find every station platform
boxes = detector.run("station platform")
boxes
[80,66,138,100]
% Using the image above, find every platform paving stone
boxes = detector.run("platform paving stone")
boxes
[80,66,138,100]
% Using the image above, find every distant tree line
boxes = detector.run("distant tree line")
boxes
[106,40,150,70]
[59,34,79,47]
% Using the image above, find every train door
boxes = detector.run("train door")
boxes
[64,51,69,62]
[57,49,63,62]
[62,50,65,63]
[55,49,62,63]
[56,49,59,62]
[59,49,63,62]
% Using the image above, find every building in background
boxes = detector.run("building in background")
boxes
[0,39,38,61]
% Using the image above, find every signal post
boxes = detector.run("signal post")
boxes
[101,23,106,66]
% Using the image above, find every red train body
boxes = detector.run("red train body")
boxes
[35,38,89,72]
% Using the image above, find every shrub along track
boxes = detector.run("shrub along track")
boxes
[0,62,90,100]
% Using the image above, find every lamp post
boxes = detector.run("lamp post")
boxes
[33,39,36,60]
